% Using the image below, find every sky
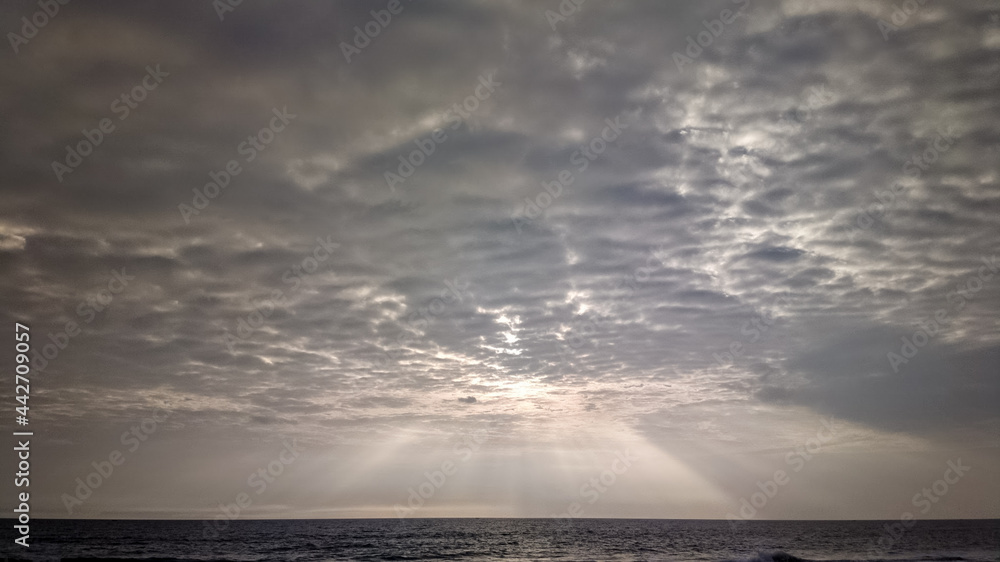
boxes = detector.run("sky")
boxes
[1,0,998,521]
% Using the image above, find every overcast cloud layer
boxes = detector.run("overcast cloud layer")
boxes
[1,0,998,520]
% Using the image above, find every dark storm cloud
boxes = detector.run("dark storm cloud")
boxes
[759,322,1000,433]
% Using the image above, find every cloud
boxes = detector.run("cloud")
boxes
[1,0,997,519]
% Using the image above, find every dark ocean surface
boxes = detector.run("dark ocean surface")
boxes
[2,518,997,561]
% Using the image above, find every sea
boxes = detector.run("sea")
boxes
[1,518,997,561]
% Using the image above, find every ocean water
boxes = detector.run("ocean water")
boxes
[2,518,997,561]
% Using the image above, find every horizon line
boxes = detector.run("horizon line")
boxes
[13,516,1000,522]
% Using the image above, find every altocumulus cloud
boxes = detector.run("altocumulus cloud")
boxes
[0,0,997,520]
